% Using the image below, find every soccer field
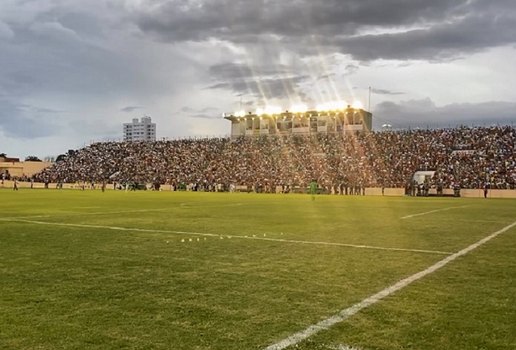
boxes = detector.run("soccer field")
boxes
[1,190,515,350]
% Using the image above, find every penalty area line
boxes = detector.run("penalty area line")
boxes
[2,219,451,255]
[401,205,469,219]
[263,219,516,350]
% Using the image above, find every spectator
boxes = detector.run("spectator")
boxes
[34,126,515,191]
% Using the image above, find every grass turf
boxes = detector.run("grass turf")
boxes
[0,189,515,349]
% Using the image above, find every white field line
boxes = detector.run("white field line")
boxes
[401,205,469,219]
[0,219,221,238]
[263,219,516,350]
[248,236,452,255]
[1,219,451,255]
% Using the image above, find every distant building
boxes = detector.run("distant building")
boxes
[123,116,156,142]
[0,155,20,163]
[0,157,51,178]
[224,106,372,139]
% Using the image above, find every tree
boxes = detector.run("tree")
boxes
[56,154,67,162]
[25,156,42,162]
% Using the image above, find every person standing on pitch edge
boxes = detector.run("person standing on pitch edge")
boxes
[310,179,317,201]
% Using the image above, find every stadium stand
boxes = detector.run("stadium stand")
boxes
[32,126,515,192]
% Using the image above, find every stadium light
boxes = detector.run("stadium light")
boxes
[352,101,364,109]
[264,106,282,115]
[332,101,347,110]
[234,110,246,117]
[316,103,330,112]
[316,101,347,112]
[255,108,264,116]
[290,104,308,114]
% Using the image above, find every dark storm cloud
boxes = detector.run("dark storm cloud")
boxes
[121,106,144,113]
[0,97,58,138]
[208,63,290,81]
[336,14,516,61]
[344,65,359,75]
[0,1,195,141]
[179,106,220,119]
[189,114,219,120]
[207,76,309,100]
[200,107,218,113]
[316,74,335,81]
[207,62,309,99]
[134,0,469,43]
[0,21,121,99]
[131,0,516,61]
[371,88,405,96]
[1,0,515,153]
[374,99,516,128]
[181,107,195,113]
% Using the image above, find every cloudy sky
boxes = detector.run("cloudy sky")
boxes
[1,0,516,159]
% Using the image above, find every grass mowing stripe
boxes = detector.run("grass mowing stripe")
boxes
[0,209,171,220]
[263,219,516,350]
[179,202,244,208]
[0,215,51,220]
[1,218,451,255]
[0,203,243,219]
[33,208,173,217]
[400,205,470,219]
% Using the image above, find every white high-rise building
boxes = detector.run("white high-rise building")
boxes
[123,116,156,142]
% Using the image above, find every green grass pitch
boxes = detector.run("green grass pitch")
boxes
[1,189,515,349]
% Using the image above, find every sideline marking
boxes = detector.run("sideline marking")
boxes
[401,205,469,219]
[263,219,516,350]
[0,219,220,238]
[1,219,450,255]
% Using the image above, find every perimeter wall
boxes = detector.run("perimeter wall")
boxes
[1,181,515,198]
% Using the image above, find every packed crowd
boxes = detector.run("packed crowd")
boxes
[33,126,515,190]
